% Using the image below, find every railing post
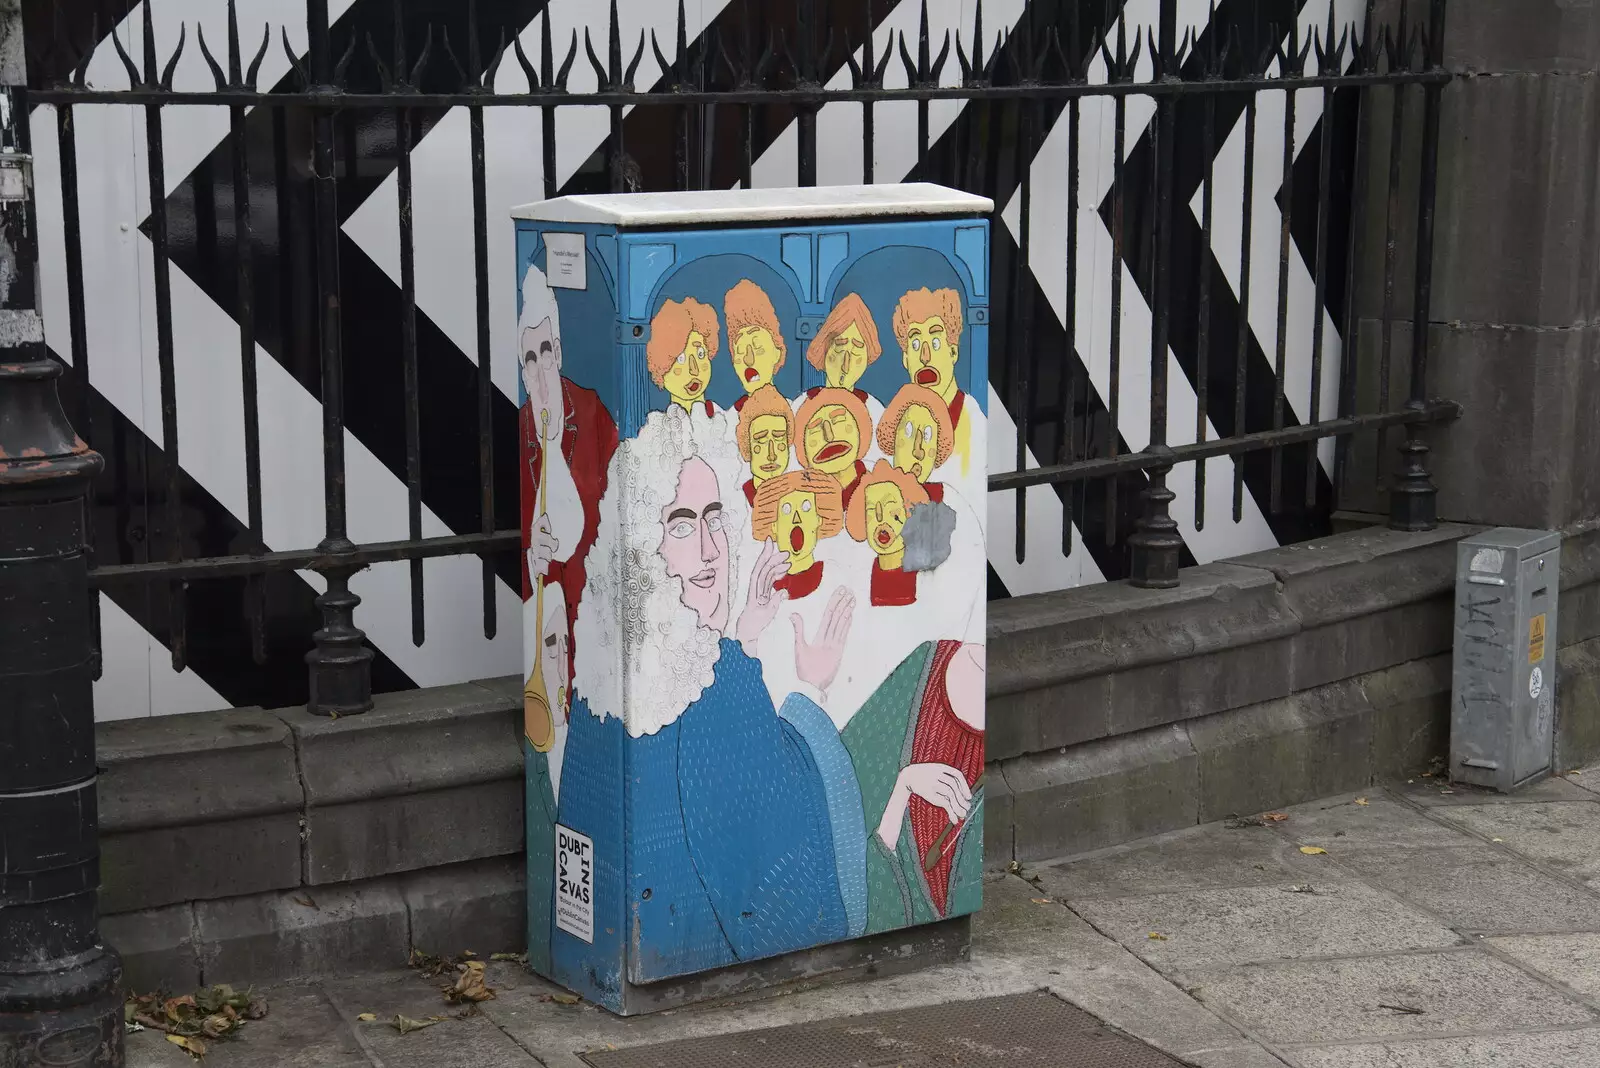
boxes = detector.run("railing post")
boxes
[1389,0,1446,532]
[0,1,125,1062]
[1129,0,1183,588]
[304,0,373,715]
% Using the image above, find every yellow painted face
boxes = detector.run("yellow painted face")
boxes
[824,322,870,390]
[803,403,862,475]
[865,482,907,557]
[663,329,711,403]
[749,414,790,481]
[733,326,781,394]
[775,490,820,566]
[892,403,940,483]
[900,315,957,397]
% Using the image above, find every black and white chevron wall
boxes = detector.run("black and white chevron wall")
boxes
[22,0,1366,720]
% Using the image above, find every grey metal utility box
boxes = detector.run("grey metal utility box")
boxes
[1451,528,1561,792]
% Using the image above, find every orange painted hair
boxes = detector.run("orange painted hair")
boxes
[735,384,795,461]
[646,297,720,385]
[750,470,844,542]
[877,384,955,469]
[845,460,930,543]
[724,279,787,370]
[794,387,873,468]
[892,287,963,348]
[806,293,883,370]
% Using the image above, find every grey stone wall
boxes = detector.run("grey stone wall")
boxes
[97,523,1600,992]
[1345,0,1600,529]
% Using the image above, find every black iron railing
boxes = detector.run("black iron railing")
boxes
[19,0,1456,714]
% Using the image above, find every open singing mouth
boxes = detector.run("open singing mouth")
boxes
[875,526,894,546]
[915,368,939,386]
[743,367,760,382]
[816,441,850,463]
[689,569,717,589]
[789,526,805,552]
[686,379,703,394]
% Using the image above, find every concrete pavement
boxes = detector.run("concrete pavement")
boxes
[126,768,1600,1066]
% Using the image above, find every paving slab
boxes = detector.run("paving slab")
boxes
[1430,800,1600,884]
[1335,845,1600,933]
[1392,775,1596,807]
[1184,1045,1292,1067]
[1031,822,1328,900]
[1290,1026,1600,1067]
[481,876,1243,1067]
[1569,767,1600,795]
[153,984,371,1068]
[1071,881,1461,972]
[1186,949,1597,1046]
[1273,793,1467,851]
[321,968,541,1067]
[1490,932,1600,1001]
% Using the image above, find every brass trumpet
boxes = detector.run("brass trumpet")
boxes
[525,410,556,753]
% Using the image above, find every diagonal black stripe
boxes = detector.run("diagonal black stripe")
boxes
[904,0,1199,583]
[559,0,905,194]
[53,352,418,710]
[1101,0,1338,543]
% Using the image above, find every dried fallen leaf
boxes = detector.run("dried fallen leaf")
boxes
[166,1034,207,1058]
[1006,860,1023,874]
[1353,797,1370,806]
[444,960,497,1004]
[291,895,320,911]
[1147,932,1168,941]
[243,997,268,1021]
[356,1013,377,1023]
[1299,846,1328,855]
[1262,812,1288,822]
[1492,837,1504,843]
[1030,897,1052,904]
[200,1014,236,1040]
[392,1014,439,1035]
[490,952,528,964]
[462,950,477,958]
[550,993,581,1005]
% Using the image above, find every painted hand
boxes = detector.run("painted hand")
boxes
[526,513,560,583]
[736,539,791,653]
[790,586,856,695]
[876,762,972,851]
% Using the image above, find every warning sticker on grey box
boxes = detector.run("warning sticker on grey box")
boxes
[554,824,594,943]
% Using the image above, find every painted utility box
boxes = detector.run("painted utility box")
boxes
[512,184,992,1014]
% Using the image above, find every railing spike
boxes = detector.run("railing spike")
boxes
[196,24,227,91]
[584,28,608,88]
[513,33,539,90]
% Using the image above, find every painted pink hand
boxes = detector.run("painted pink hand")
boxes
[791,586,855,694]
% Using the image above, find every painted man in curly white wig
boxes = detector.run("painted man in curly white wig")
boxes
[572,405,750,735]
[557,404,871,968]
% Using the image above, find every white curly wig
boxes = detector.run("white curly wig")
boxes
[571,405,750,738]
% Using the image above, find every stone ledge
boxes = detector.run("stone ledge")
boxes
[98,706,299,832]
[1229,523,1478,629]
[991,654,1453,867]
[272,678,521,808]
[103,856,527,993]
[989,562,1294,696]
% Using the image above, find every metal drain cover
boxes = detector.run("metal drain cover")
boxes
[580,991,1187,1067]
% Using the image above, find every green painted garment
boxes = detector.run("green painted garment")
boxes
[841,641,984,935]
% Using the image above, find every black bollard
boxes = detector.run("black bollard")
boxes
[0,358,123,1068]
[0,4,125,1062]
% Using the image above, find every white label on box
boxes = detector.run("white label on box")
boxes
[545,233,587,290]
[554,824,594,943]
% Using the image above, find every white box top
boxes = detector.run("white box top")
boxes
[510,183,993,227]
